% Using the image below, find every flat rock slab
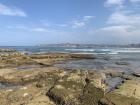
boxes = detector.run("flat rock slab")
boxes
[100,93,140,105]
[114,78,140,99]
[100,77,140,105]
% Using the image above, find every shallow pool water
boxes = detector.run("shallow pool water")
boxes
[0,82,19,89]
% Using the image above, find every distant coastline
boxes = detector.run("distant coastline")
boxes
[37,43,140,48]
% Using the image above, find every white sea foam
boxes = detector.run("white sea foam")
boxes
[65,49,95,52]
[100,49,110,52]
[108,52,118,55]
[65,48,140,55]
[71,52,97,55]
[108,48,140,54]
[115,49,140,53]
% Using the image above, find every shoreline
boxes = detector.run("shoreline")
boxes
[0,49,140,105]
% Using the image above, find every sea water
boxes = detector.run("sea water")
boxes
[0,46,140,74]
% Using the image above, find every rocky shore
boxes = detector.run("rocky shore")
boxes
[0,49,140,105]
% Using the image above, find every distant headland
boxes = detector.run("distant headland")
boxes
[37,43,140,48]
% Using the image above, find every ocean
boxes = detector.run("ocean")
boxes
[1,46,140,74]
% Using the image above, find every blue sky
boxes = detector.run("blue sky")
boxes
[0,0,140,46]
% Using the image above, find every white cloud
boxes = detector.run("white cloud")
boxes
[8,25,49,32]
[105,0,140,29]
[72,21,86,28]
[83,16,95,21]
[30,28,48,32]
[0,3,26,17]
[88,24,140,44]
[98,0,140,43]
[105,0,124,7]
[107,11,140,26]
[71,15,95,28]
[40,16,95,29]
[55,24,68,27]
[101,25,133,32]
[130,0,140,3]
[102,10,140,41]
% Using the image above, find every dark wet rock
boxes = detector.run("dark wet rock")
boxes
[98,55,111,61]
[105,71,133,80]
[69,53,96,59]
[132,73,140,77]
[115,61,129,65]
[105,71,124,78]
[121,74,133,80]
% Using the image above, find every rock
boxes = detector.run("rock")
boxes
[0,67,61,85]
[30,53,70,59]
[0,52,41,68]
[114,78,140,100]
[47,72,86,105]
[69,53,96,59]
[23,93,29,97]
[36,71,60,90]
[115,61,129,65]
[99,93,140,105]
[99,78,140,105]
[132,73,140,77]
[0,85,39,105]
[80,82,104,105]
[104,70,124,78]
[27,95,55,105]
[121,74,133,80]
[0,49,16,52]
[47,70,105,105]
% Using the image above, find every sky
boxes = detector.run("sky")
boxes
[0,0,140,46]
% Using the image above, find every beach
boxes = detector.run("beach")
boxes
[0,47,140,105]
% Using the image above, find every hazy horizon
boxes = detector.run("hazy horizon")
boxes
[0,42,140,47]
[0,0,140,46]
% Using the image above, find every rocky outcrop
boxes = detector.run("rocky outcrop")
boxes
[69,53,96,59]
[0,67,62,85]
[0,52,45,69]
[30,53,96,60]
[99,77,140,105]
[0,67,140,105]
[99,93,140,105]
[30,53,71,59]
[0,69,106,105]
[0,51,140,105]
[47,70,105,105]
[0,49,16,52]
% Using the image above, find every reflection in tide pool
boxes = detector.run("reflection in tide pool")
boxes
[54,53,140,74]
